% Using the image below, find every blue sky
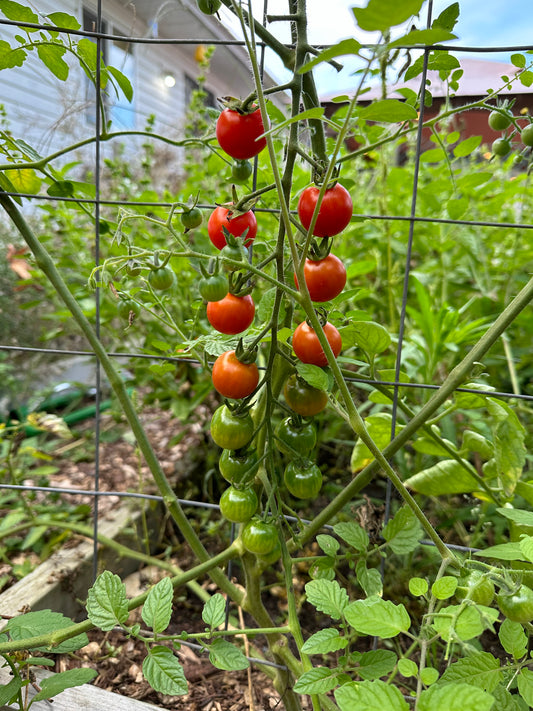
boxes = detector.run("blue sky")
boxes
[220,0,533,96]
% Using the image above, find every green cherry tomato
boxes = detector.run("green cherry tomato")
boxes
[241,518,278,556]
[521,124,533,147]
[492,137,511,157]
[488,110,512,131]
[197,0,221,14]
[258,540,282,565]
[181,207,203,230]
[219,448,259,486]
[148,265,175,291]
[275,417,317,457]
[455,571,495,607]
[125,259,142,277]
[210,405,254,450]
[231,160,253,184]
[219,486,258,523]
[198,273,228,302]
[284,374,328,417]
[117,299,140,321]
[284,460,322,499]
[496,585,533,623]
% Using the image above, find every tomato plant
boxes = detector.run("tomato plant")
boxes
[219,485,258,523]
[284,461,322,499]
[216,107,267,160]
[241,518,278,556]
[488,110,512,131]
[117,298,140,321]
[521,124,533,147]
[294,254,346,302]
[496,585,533,623]
[283,374,328,417]
[180,206,203,230]
[292,320,342,366]
[219,448,259,486]
[275,417,317,457]
[492,137,512,157]
[198,273,228,302]
[210,405,254,450]
[212,350,259,399]
[207,206,257,250]
[297,183,353,238]
[455,571,495,606]
[207,293,255,334]
[148,265,175,291]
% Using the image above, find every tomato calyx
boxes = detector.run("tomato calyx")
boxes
[307,237,333,261]
[234,338,258,366]
[218,96,260,116]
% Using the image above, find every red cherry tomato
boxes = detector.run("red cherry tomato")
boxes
[294,254,347,302]
[212,350,259,400]
[292,321,342,367]
[207,293,255,334]
[216,107,267,160]
[297,183,353,238]
[207,206,257,250]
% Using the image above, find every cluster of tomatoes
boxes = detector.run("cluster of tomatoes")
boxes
[489,107,533,162]
[199,103,353,556]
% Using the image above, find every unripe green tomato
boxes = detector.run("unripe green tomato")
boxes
[275,417,317,457]
[117,299,140,321]
[488,110,512,131]
[219,485,257,523]
[219,448,259,486]
[198,273,228,302]
[284,461,322,499]
[210,405,254,450]
[496,585,533,623]
[125,260,142,277]
[197,0,221,14]
[181,207,203,230]
[521,124,533,147]
[231,160,253,184]
[455,571,495,606]
[492,137,511,157]
[258,540,282,565]
[148,265,175,290]
[241,518,278,556]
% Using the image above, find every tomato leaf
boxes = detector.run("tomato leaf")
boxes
[298,38,361,74]
[417,682,495,711]
[46,11,81,30]
[208,639,249,671]
[0,0,38,23]
[32,669,97,702]
[344,597,411,638]
[142,577,173,634]
[294,667,338,695]
[382,507,422,555]
[359,99,417,122]
[86,570,129,631]
[37,43,69,80]
[388,28,457,49]
[352,0,424,32]
[142,646,188,695]
[405,459,480,496]
[305,579,349,620]
[335,679,410,711]
[202,592,226,630]
[301,628,348,655]
[0,39,26,69]
[108,65,133,102]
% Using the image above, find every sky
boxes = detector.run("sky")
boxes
[218,0,533,96]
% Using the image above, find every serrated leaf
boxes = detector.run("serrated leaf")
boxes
[359,99,417,122]
[333,521,369,552]
[487,398,526,496]
[4,168,41,194]
[305,579,349,620]
[298,38,361,74]
[0,0,37,23]
[202,593,226,629]
[519,536,533,563]
[296,362,329,390]
[0,676,22,705]
[382,507,422,555]
[316,534,340,557]
[309,556,336,581]
[418,682,494,711]
[356,649,397,680]
[344,596,410,638]
[86,570,129,631]
[47,180,74,197]
[389,28,457,48]
[6,610,88,653]
[294,667,338,695]
[37,44,69,81]
[432,604,499,641]
[440,651,501,691]
[499,618,527,660]
[404,459,479,496]
[335,679,410,711]
[32,668,97,702]
[302,628,348,654]
[143,646,188,695]
[352,0,424,32]
[208,638,249,671]
[341,321,391,355]
[356,561,383,597]
[491,684,522,711]
[142,577,173,634]
[517,669,533,706]
[474,541,524,561]
[431,576,458,600]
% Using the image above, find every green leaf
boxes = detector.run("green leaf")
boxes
[487,398,526,496]
[491,685,522,711]
[351,413,401,473]
[404,459,480,496]
[333,521,369,552]
[77,37,98,73]
[462,430,494,459]
[420,667,440,686]
[46,11,81,30]
[517,669,533,707]
[382,506,422,555]
[4,168,41,194]
[47,180,74,197]
[419,147,447,163]
[37,44,69,81]
[296,362,329,390]
[519,71,533,88]
[447,196,468,220]
[453,135,482,158]
[86,570,129,631]
[519,536,533,562]
[418,682,495,711]
[305,579,349,620]
[202,592,226,630]
[515,481,533,507]
[342,321,391,355]
[208,638,249,671]
[316,534,340,557]
[440,652,502,692]
[499,618,528,660]
[344,596,411,638]
[335,679,410,711]
[0,39,26,69]
[352,0,424,32]
[356,650,398,680]
[359,99,418,123]
[294,667,338,695]
[369,368,410,404]
[302,628,348,655]
[143,646,188,695]
[298,38,361,74]
[474,541,524,561]
[432,604,499,641]
[0,677,22,705]
[142,577,173,634]
[409,577,429,596]
[388,28,457,48]
[0,0,38,23]
[261,108,325,139]
[432,2,460,32]
[398,658,418,677]
[108,65,133,102]
[6,610,88,653]
[356,561,383,597]
[0,171,22,203]
[454,384,491,410]
[431,576,458,600]
[32,668,97,702]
